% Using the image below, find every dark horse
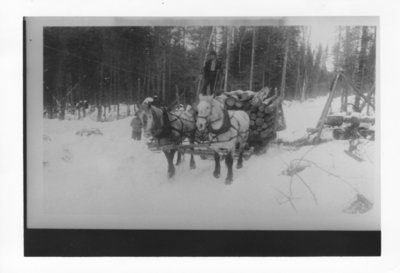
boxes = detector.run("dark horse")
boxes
[139,102,197,178]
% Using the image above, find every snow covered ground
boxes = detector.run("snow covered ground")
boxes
[34,95,379,230]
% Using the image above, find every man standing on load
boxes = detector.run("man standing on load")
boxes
[201,50,222,96]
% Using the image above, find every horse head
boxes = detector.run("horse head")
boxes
[139,101,163,138]
[196,94,215,132]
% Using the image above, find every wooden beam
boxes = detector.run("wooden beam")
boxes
[340,72,375,110]
[360,85,375,112]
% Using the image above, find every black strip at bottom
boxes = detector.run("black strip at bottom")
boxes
[24,229,381,257]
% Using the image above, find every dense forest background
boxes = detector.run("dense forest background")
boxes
[43,25,376,120]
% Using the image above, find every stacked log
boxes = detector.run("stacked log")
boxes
[324,113,375,141]
[223,87,285,151]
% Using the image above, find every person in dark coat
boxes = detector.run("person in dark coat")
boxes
[131,113,143,140]
[151,95,162,108]
[201,51,222,95]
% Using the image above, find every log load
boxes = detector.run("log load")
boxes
[222,87,285,152]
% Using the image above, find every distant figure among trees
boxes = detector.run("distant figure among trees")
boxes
[74,99,89,119]
[201,51,222,96]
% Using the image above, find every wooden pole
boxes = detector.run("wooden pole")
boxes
[341,72,375,110]
[314,73,341,141]
[360,85,375,112]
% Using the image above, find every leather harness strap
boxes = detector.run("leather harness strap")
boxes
[208,108,231,135]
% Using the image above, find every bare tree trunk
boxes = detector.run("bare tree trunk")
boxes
[280,35,289,100]
[354,26,369,113]
[196,27,215,98]
[97,63,104,122]
[301,72,308,102]
[146,68,151,98]
[295,54,301,99]
[175,85,180,105]
[224,26,231,92]
[300,26,309,102]
[142,65,147,98]
[249,27,256,90]
[262,68,265,88]
[127,53,132,117]
[116,70,120,119]
[162,48,166,101]
[238,28,247,87]
[137,78,141,104]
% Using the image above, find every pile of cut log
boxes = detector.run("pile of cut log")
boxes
[223,87,286,151]
[325,114,375,141]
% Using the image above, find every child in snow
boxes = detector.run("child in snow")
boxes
[131,114,142,140]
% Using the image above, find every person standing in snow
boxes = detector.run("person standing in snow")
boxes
[130,113,143,140]
[201,50,223,96]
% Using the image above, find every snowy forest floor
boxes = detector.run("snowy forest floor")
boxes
[39,95,379,230]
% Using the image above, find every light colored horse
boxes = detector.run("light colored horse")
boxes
[196,94,250,184]
[139,101,197,178]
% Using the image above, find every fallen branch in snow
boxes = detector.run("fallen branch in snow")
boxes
[272,185,298,213]
[281,160,310,176]
[75,128,103,136]
[279,156,318,206]
[294,173,318,205]
[275,131,331,148]
[291,158,359,194]
[277,148,318,210]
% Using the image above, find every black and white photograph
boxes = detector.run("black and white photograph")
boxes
[24,16,380,255]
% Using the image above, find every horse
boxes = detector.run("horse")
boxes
[139,101,197,178]
[196,94,250,184]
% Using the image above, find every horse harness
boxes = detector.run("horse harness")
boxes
[198,105,249,144]
[150,106,195,141]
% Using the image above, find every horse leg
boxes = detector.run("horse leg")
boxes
[189,153,196,169]
[237,150,244,169]
[189,138,196,170]
[213,152,221,178]
[237,142,245,169]
[175,151,182,166]
[169,149,177,178]
[225,151,234,184]
[164,150,176,178]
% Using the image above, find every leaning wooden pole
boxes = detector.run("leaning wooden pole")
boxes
[314,73,341,141]
[340,72,375,110]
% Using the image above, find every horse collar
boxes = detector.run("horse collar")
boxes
[208,108,231,135]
